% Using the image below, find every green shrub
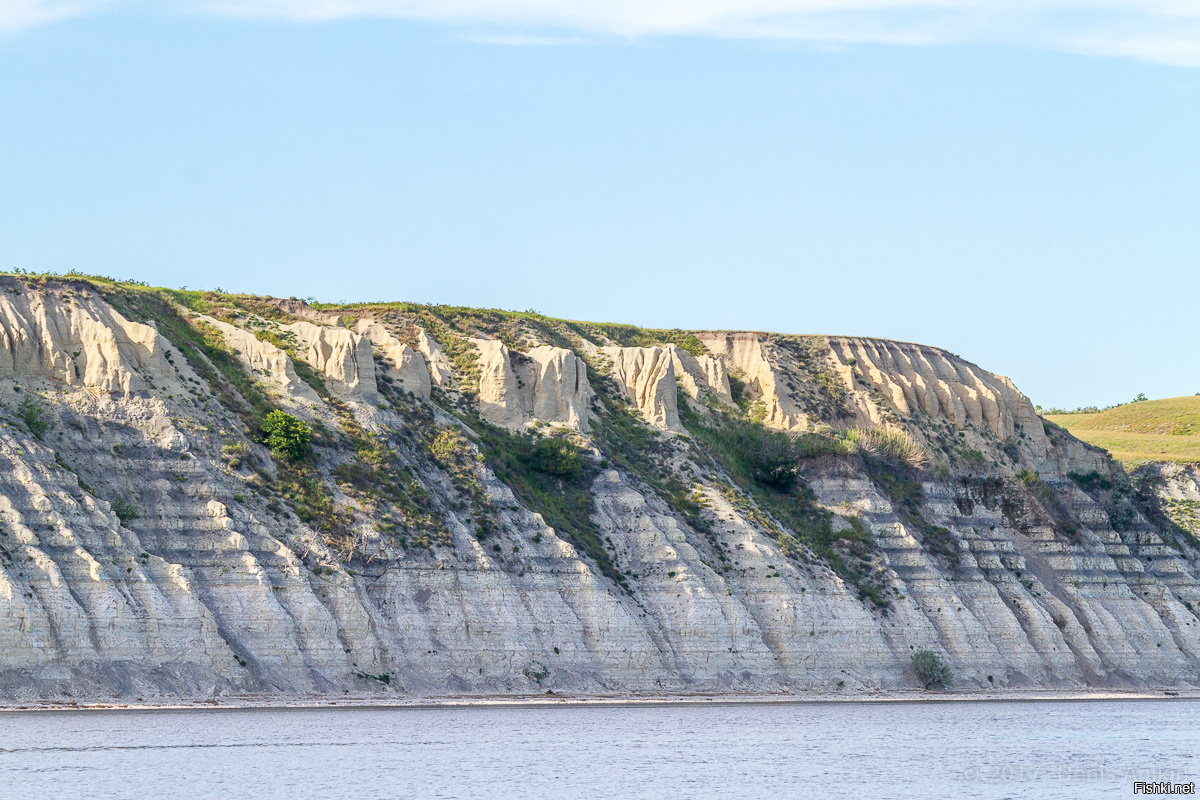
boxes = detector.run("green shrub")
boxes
[681,406,888,606]
[532,434,585,482]
[1068,470,1112,493]
[911,649,953,689]
[465,418,618,586]
[111,495,140,525]
[695,414,828,493]
[260,410,312,462]
[430,428,465,467]
[17,396,52,440]
[221,441,248,469]
[1019,469,1079,538]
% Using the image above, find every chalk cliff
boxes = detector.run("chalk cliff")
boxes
[0,276,1195,702]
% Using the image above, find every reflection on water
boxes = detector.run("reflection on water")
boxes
[0,699,1195,799]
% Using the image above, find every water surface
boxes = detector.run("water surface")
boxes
[0,699,1195,799]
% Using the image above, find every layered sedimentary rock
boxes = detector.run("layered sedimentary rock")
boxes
[0,276,1197,703]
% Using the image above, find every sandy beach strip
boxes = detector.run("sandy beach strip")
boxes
[1,687,1196,713]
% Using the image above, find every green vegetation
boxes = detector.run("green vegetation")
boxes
[110,495,140,526]
[1164,498,1200,537]
[423,426,497,542]
[17,395,52,440]
[1046,395,1200,467]
[260,410,312,462]
[1067,470,1111,493]
[847,426,927,470]
[95,284,277,428]
[681,405,888,607]
[531,433,586,481]
[587,323,708,357]
[463,419,624,588]
[7,274,1094,607]
[911,649,953,689]
[89,283,361,552]
[865,456,960,568]
[1017,469,1078,538]
[87,281,450,557]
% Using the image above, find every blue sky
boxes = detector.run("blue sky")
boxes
[1,2,1198,410]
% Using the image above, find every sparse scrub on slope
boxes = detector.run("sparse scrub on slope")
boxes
[848,426,928,470]
[680,404,889,607]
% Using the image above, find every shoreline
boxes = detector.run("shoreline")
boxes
[1,687,1196,713]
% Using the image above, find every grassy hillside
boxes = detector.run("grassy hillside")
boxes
[1046,396,1200,467]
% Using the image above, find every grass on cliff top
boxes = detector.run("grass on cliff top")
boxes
[1046,396,1200,467]
[0,272,798,361]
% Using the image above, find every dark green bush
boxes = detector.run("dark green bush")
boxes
[532,434,585,482]
[697,414,815,492]
[911,649,953,689]
[261,410,312,462]
[18,396,52,440]
[111,495,140,525]
[430,428,466,467]
[1068,470,1112,493]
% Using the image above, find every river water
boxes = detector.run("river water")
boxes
[0,699,1195,799]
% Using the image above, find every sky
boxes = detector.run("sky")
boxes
[1,2,1198,410]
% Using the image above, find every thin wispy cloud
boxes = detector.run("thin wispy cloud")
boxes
[7,0,1200,66]
[0,0,108,35]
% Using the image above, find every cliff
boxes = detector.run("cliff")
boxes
[0,275,1196,702]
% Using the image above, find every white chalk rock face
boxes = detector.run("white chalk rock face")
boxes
[201,316,323,406]
[356,320,431,400]
[0,284,179,395]
[471,340,594,431]
[416,329,453,388]
[473,338,526,429]
[522,346,593,430]
[283,321,380,402]
[828,337,1049,451]
[669,346,733,405]
[599,346,682,432]
[697,332,811,431]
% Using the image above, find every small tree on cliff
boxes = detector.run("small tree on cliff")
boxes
[912,649,954,690]
[261,410,312,462]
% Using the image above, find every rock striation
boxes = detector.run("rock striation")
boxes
[0,276,1196,703]
[356,320,431,401]
[599,346,682,431]
[283,320,379,403]
[829,336,1049,453]
[472,339,593,431]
